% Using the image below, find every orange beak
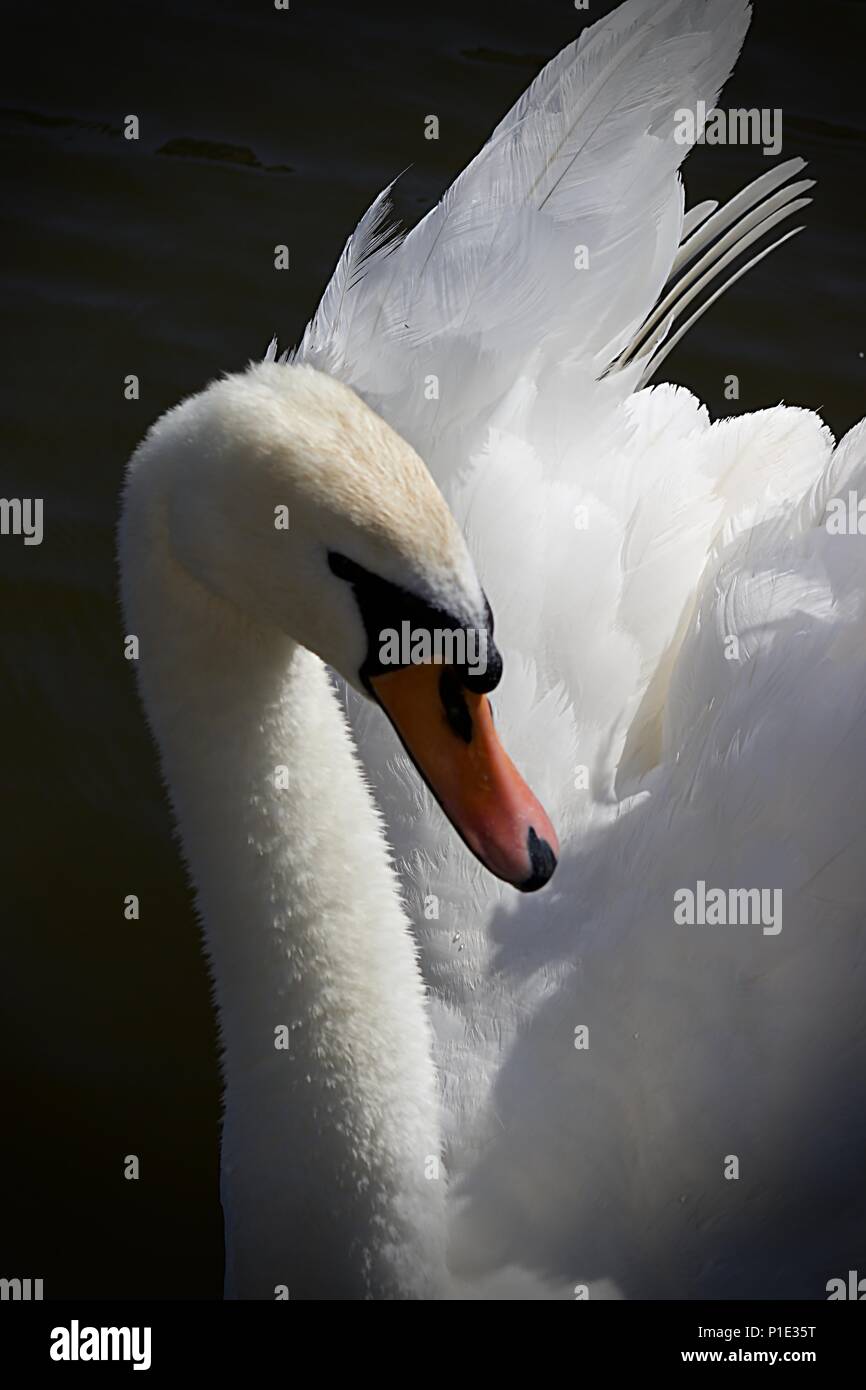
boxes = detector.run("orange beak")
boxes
[370,663,558,892]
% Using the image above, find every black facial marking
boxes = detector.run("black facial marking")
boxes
[519,827,557,893]
[461,595,501,693]
[328,550,502,698]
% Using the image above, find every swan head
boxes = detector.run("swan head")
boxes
[130,360,557,891]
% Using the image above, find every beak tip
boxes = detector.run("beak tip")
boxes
[516,827,558,893]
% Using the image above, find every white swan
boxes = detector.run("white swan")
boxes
[119,0,866,1299]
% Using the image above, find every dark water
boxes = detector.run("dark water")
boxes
[1,0,863,1297]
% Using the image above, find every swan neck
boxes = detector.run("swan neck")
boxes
[121,528,445,1298]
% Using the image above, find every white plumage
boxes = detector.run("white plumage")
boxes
[123,0,866,1297]
[301,0,866,1297]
